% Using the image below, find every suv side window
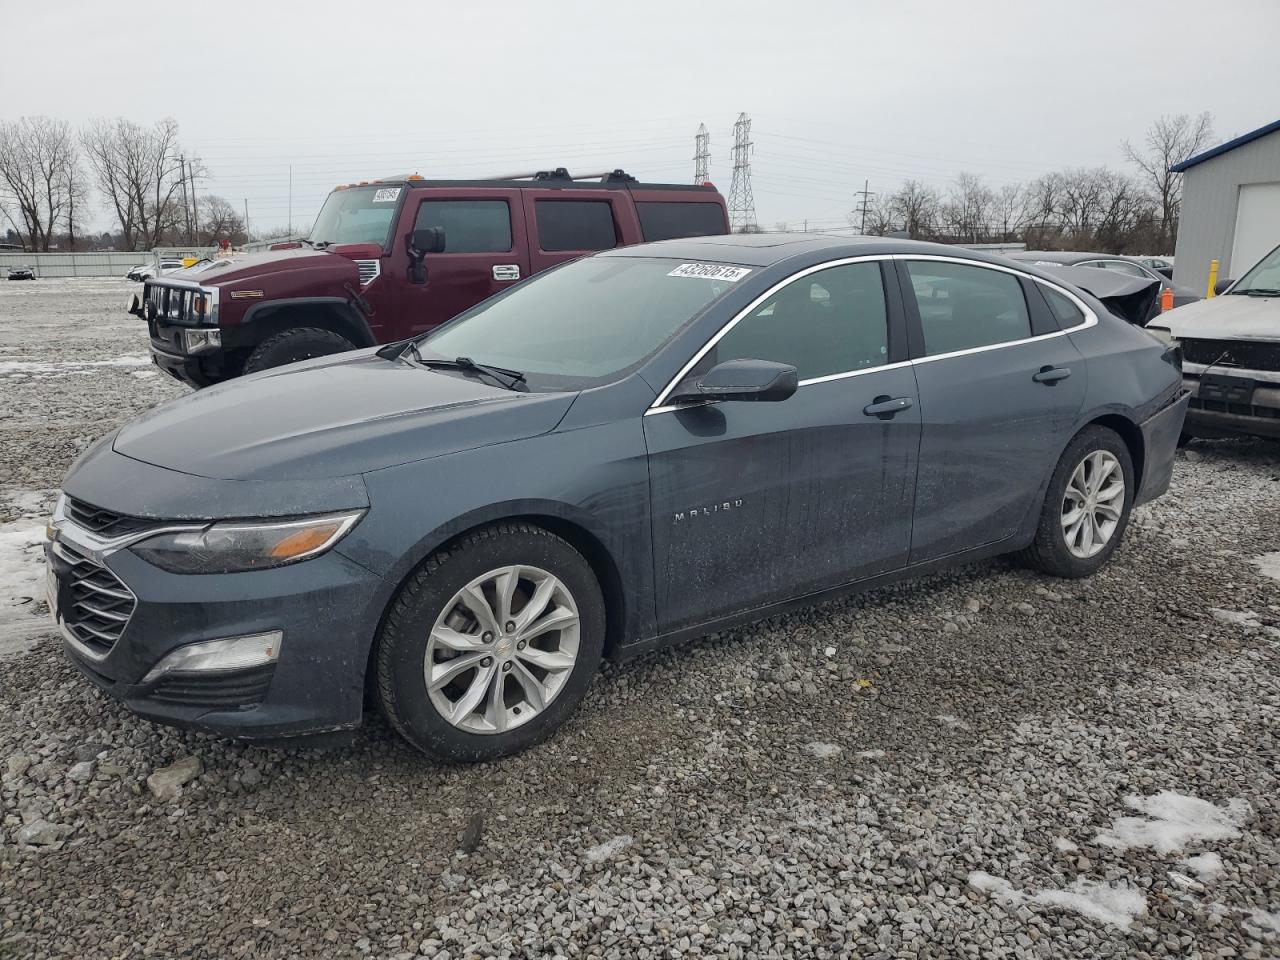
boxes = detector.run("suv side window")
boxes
[535,200,618,252]
[636,201,728,242]
[905,261,1031,356]
[415,200,512,253]
[711,262,888,380]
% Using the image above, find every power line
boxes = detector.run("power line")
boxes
[693,123,710,185]
[727,113,757,232]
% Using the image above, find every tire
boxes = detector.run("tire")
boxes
[1016,425,1135,579]
[375,522,606,762]
[242,326,355,375]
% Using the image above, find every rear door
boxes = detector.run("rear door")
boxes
[521,189,640,276]
[899,258,1086,564]
[380,189,530,335]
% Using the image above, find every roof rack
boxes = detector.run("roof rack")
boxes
[479,167,638,184]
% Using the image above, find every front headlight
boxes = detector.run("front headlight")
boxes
[183,327,222,353]
[130,510,364,574]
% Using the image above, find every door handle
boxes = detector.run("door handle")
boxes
[863,395,914,419]
[1033,366,1071,385]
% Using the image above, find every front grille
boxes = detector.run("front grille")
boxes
[145,283,204,324]
[1189,396,1280,420]
[150,665,275,708]
[53,540,136,657]
[65,497,155,538]
[354,259,380,286]
[1181,338,1280,372]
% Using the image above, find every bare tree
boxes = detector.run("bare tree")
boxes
[849,196,894,236]
[81,118,197,250]
[198,194,247,245]
[0,117,81,251]
[1123,112,1213,253]
[889,180,940,239]
[992,184,1027,242]
[940,172,994,242]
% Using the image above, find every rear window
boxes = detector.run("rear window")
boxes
[1040,285,1086,328]
[415,200,512,253]
[636,201,728,242]
[535,200,617,252]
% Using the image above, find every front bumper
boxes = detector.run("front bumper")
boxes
[1134,390,1191,507]
[47,521,388,740]
[1181,367,1280,440]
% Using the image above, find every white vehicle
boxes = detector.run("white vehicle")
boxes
[127,259,184,282]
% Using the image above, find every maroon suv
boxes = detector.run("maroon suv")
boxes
[130,169,729,387]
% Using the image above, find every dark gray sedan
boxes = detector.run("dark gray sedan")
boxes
[47,235,1188,760]
[1007,251,1199,310]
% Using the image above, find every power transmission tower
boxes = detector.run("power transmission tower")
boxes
[854,179,875,234]
[693,123,710,184]
[727,113,756,232]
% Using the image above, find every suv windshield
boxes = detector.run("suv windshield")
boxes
[309,185,403,246]
[421,256,748,390]
[1231,243,1280,295]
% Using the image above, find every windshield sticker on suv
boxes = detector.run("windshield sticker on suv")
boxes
[372,188,401,203]
[668,263,752,282]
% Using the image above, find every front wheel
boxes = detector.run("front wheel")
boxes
[1017,425,1134,579]
[242,326,355,375]
[375,523,605,761]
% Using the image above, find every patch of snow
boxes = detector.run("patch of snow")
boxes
[130,370,159,379]
[0,519,47,625]
[1180,851,1225,882]
[1253,552,1280,582]
[1033,878,1147,930]
[1210,608,1263,629]
[1054,837,1079,853]
[1244,907,1280,937]
[968,871,1023,903]
[1167,871,1203,891]
[0,355,150,376]
[583,834,633,864]
[1095,791,1251,855]
[806,742,841,759]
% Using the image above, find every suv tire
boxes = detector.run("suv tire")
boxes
[242,326,355,374]
[375,523,606,761]
[1017,425,1134,579]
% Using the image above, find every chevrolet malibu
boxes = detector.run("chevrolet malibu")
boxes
[47,235,1189,761]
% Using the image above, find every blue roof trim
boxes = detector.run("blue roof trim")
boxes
[1170,118,1280,172]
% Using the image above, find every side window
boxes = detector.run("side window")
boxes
[535,200,618,252]
[415,200,512,253]
[905,261,1032,356]
[1040,285,1086,328]
[636,201,728,242]
[712,262,888,380]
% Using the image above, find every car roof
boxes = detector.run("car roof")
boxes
[603,233,1034,269]
[1009,250,1140,265]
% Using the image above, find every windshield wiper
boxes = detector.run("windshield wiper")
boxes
[405,346,527,390]
[1237,287,1280,297]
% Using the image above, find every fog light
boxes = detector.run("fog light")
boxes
[183,328,222,354]
[141,630,281,684]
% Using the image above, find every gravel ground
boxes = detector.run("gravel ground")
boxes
[0,279,1277,960]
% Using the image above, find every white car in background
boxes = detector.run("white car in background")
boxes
[126,259,184,282]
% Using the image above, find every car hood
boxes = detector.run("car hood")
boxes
[175,247,355,286]
[113,350,577,481]
[1160,294,1280,341]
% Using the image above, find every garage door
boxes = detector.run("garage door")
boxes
[1231,181,1280,277]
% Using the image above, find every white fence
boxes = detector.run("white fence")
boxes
[0,249,215,278]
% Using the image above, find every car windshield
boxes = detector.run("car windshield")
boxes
[420,256,748,390]
[308,185,403,247]
[1231,244,1280,295]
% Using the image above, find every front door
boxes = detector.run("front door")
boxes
[644,260,920,633]
[898,258,1086,563]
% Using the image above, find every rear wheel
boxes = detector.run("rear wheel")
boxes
[375,523,605,761]
[242,326,355,374]
[1017,425,1134,579]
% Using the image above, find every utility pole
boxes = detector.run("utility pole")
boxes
[244,199,250,244]
[288,165,293,236]
[179,156,192,243]
[189,159,200,243]
[693,124,710,184]
[727,113,757,233]
[854,179,875,234]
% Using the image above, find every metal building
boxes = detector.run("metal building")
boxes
[1172,118,1280,295]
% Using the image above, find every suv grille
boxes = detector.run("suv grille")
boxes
[65,497,155,538]
[145,283,204,324]
[1181,338,1280,372]
[354,259,380,286]
[53,540,136,657]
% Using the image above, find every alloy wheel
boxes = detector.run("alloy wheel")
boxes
[424,565,580,734]
[1060,450,1125,559]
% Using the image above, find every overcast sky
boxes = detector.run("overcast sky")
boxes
[8,0,1279,235]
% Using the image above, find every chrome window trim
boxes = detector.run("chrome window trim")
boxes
[645,253,1097,416]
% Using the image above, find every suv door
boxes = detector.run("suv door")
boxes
[373,190,530,336]
[644,259,920,633]
[898,258,1086,564]
[521,190,641,275]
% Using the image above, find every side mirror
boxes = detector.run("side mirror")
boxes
[669,358,798,404]
[406,226,446,284]
[1213,278,1233,296]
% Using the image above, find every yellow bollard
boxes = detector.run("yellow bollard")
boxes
[1206,259,1219,298]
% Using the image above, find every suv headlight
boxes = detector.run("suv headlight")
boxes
[130,511,364,574]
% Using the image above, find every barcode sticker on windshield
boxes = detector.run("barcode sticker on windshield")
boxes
[668,263,752,282]
[372,188,401,203]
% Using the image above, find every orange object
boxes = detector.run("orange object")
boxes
[1160,287,1175,312]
